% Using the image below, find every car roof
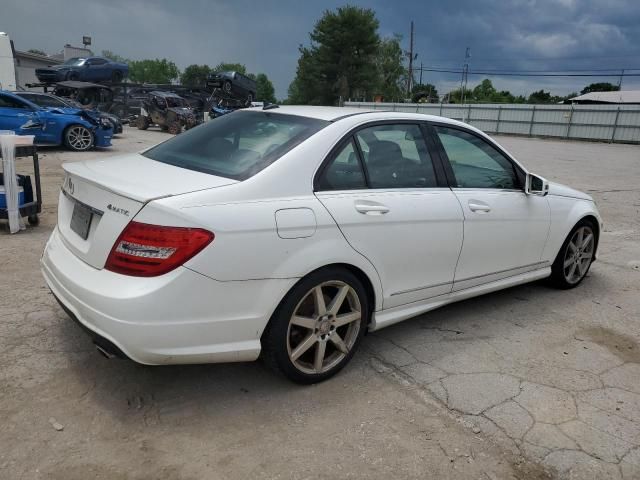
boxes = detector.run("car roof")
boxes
[0,89,41,109]
[241,105,471,127]
[150,90,183,98]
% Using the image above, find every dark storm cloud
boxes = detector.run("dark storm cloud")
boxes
[3,0,639,98]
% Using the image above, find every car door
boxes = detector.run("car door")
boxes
[315,123,464,309]
[430,124,551,291]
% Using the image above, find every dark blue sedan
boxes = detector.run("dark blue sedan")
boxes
[36,57,129,84]
[0,90,112,151]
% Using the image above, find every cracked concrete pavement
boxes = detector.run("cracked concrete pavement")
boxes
[0,128,638,479]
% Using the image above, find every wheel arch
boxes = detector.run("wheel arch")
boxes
[259,262,379,343]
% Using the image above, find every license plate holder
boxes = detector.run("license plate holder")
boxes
[70,201,93,240]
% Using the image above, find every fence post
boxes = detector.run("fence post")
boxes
[439,102,443,117]
[565,104,575,139]
[467,104,472,124]
[610,106,621,143]
[529,106,536,137]
[496,105,502,134]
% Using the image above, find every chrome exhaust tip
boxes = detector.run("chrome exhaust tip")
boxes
[95,343,116,359]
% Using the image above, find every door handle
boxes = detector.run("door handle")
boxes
[468,201,491,213]
[354,202,390,215]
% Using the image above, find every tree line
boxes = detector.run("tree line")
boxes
[100,51,276,103]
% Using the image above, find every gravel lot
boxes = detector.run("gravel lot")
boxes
[1,127,638,479]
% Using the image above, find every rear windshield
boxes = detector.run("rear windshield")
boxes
[143,111,328,180]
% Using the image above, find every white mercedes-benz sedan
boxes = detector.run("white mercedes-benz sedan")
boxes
[41,106,602,383]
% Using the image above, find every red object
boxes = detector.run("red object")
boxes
[105,221,214,277]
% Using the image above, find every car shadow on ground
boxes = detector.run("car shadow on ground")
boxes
[56,273,605,426]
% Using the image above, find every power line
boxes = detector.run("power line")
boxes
[415,68,640,77]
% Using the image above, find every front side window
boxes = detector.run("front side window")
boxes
[355,124,437,189]
[144,111,328,180]
[20,94,65,108]
[435,126,519,189]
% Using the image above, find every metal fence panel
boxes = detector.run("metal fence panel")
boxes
[344,101,640,144]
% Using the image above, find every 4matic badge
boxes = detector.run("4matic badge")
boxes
[107,204,130,216]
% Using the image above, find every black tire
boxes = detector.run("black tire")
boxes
[63,124,95,151]
[223,80,232,94]
[27,215,39,226]
[111,70,123,83]
[261,267,369,384]
[548,218,597,289]
[247,92,254,103]
[136,116,150,130]
[167,122,181,135]
[67,71,79,81]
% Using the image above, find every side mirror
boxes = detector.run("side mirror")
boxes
[525,173,549,196]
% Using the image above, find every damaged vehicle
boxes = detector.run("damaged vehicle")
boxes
[206,71,256,103]
[136,91,199,134]
[15,91,123,134]
[0,90,112,151]
[35,56,129,84]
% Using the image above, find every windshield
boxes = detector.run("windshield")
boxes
[63,57,86,66]
[166,97,186,108]
[143,111,328,180]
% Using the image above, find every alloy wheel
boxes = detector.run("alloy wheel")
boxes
[286,281,362,375]
[563,226,595,284]
[66,126,93,151]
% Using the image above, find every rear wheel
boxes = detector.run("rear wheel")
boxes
[223,80,232,94]
[67,71,79,81]
[64,125,94,151]
[548,219,597,289]
[136,116,150,130]
[262,267,368,384]
[167,122,182,135]
[111,70,123,83]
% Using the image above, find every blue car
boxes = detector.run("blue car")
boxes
[0,90,112,151]
[35,57,129,84]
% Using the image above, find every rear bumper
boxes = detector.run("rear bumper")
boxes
[41,227,295,365]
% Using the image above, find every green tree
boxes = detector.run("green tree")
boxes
[528,90,553,104]
[181,64,211,87]
[101,50,129,63]
[580,82,619,95]
[412,83,438,103]
[289,6,381,104]
[27,48,47,56]
[375,35,406,102]
[128,59,180,84]
[255,73,276,102]
[213,62,247,74]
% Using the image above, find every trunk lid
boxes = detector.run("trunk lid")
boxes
[58,153,237,268]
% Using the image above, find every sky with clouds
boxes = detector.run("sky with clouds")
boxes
[3,0,639,99]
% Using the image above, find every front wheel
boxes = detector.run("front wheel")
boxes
[262,267,368,384]
[64,125,94,151]
[548,219,597,289]
[223,80,232,94]
[136,116,150,130]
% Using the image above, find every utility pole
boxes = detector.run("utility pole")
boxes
[460,47,470,120]
[407,21,415,98]
[618,69,625,90]
[419,61,423,85]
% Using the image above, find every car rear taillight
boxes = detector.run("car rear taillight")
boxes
[105,221,214,277]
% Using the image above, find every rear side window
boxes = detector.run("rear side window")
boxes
[317,139,366,191]
[356,124,437,189]
[144,111,328,180]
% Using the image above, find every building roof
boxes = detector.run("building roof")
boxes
[15,50,62,64]
[569,90,640,104]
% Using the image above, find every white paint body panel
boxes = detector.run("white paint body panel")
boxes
[41,107,601,365]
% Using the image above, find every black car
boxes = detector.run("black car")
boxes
[15,91,124,134]
[206,71,257,103]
